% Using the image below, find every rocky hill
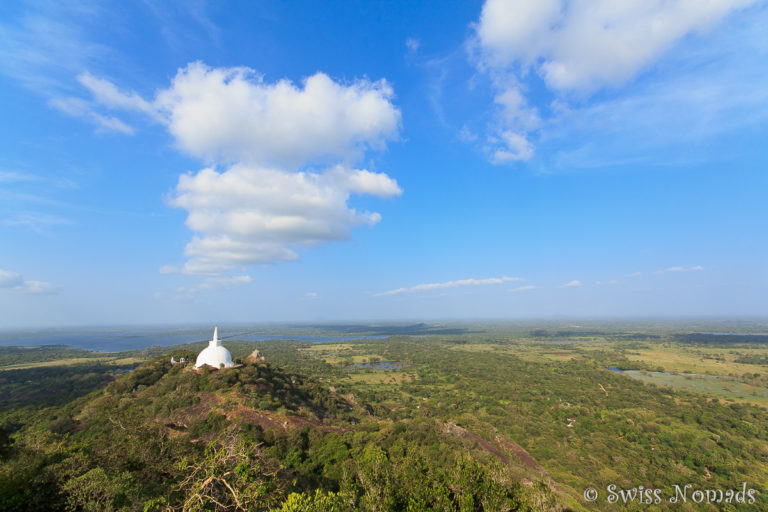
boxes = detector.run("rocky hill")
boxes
[0,350,574,511]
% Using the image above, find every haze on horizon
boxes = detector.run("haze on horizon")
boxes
[1,1,767,328]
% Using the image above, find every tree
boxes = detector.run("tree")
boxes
[171,434,285,512]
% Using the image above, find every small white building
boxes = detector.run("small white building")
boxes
[195,326,234,369]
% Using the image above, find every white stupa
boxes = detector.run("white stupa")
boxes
[195,326,234,369]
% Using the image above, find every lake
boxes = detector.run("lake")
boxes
[0,326,390,353]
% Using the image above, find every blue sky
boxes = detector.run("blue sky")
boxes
[1,0,767,327]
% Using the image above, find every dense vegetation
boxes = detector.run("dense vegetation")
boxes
[2,324,768,510]
[0,363,134,412]
[0,350,565,511]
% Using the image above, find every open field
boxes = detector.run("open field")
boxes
[345,370,414,385]
[622,369,768,405]
[292,332,768,408]
[622,345,768,376]
[0,356,144,371]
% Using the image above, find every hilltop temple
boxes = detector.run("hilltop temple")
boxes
[195,326,234,369]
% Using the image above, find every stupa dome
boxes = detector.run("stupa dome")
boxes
[195,326,234,369]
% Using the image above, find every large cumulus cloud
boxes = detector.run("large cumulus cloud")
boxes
[155,63,400,167]
[73,62,403,276]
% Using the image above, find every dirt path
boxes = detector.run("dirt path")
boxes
[495,436,547,474]
[442,422,547,475]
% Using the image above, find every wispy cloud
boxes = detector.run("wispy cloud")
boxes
[405,37,420,55]
[655,265,704,274]
[541,58,768,171]
[49,97,134,134]
[0,3,110,94]
[595,280,618,286]
[375,276,524,296]
[4,212,72,233]
[164,274,252,300]
[0,269,55,294]
[668,265,704,272]
[0,169,78,233]
[196,275,252,290]
[561,280,582,288]
[142,0,221,52]
[509,285,535,293]
[77,72,161,120]
[0,170,42,183]
[0,169,76,189]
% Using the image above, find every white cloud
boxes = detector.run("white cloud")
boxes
[0,269,54,294]
[490,130,534,163]
[0,270,23,289]
[475,0,756,92]
[376,276,524,296]
[169,164,400,274]
[471,0,758,163]
[562,280,582,288]
[155,62,401,167]
[487,88,540,161]
[304,291,319,299]
[509,285,536,293]
[19,281,55,294]
[151,64,403,275]
[596,280,618,285]
[494,87,540,129]
[68,63,403,276]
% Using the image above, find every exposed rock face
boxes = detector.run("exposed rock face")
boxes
[246,348,266,363]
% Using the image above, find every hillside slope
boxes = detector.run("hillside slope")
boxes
[0,353,575,511]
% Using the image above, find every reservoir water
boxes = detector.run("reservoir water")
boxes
[0,326,389,353]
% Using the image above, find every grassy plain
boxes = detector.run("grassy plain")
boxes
[347,336,768,406]
[0,356,144,371]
